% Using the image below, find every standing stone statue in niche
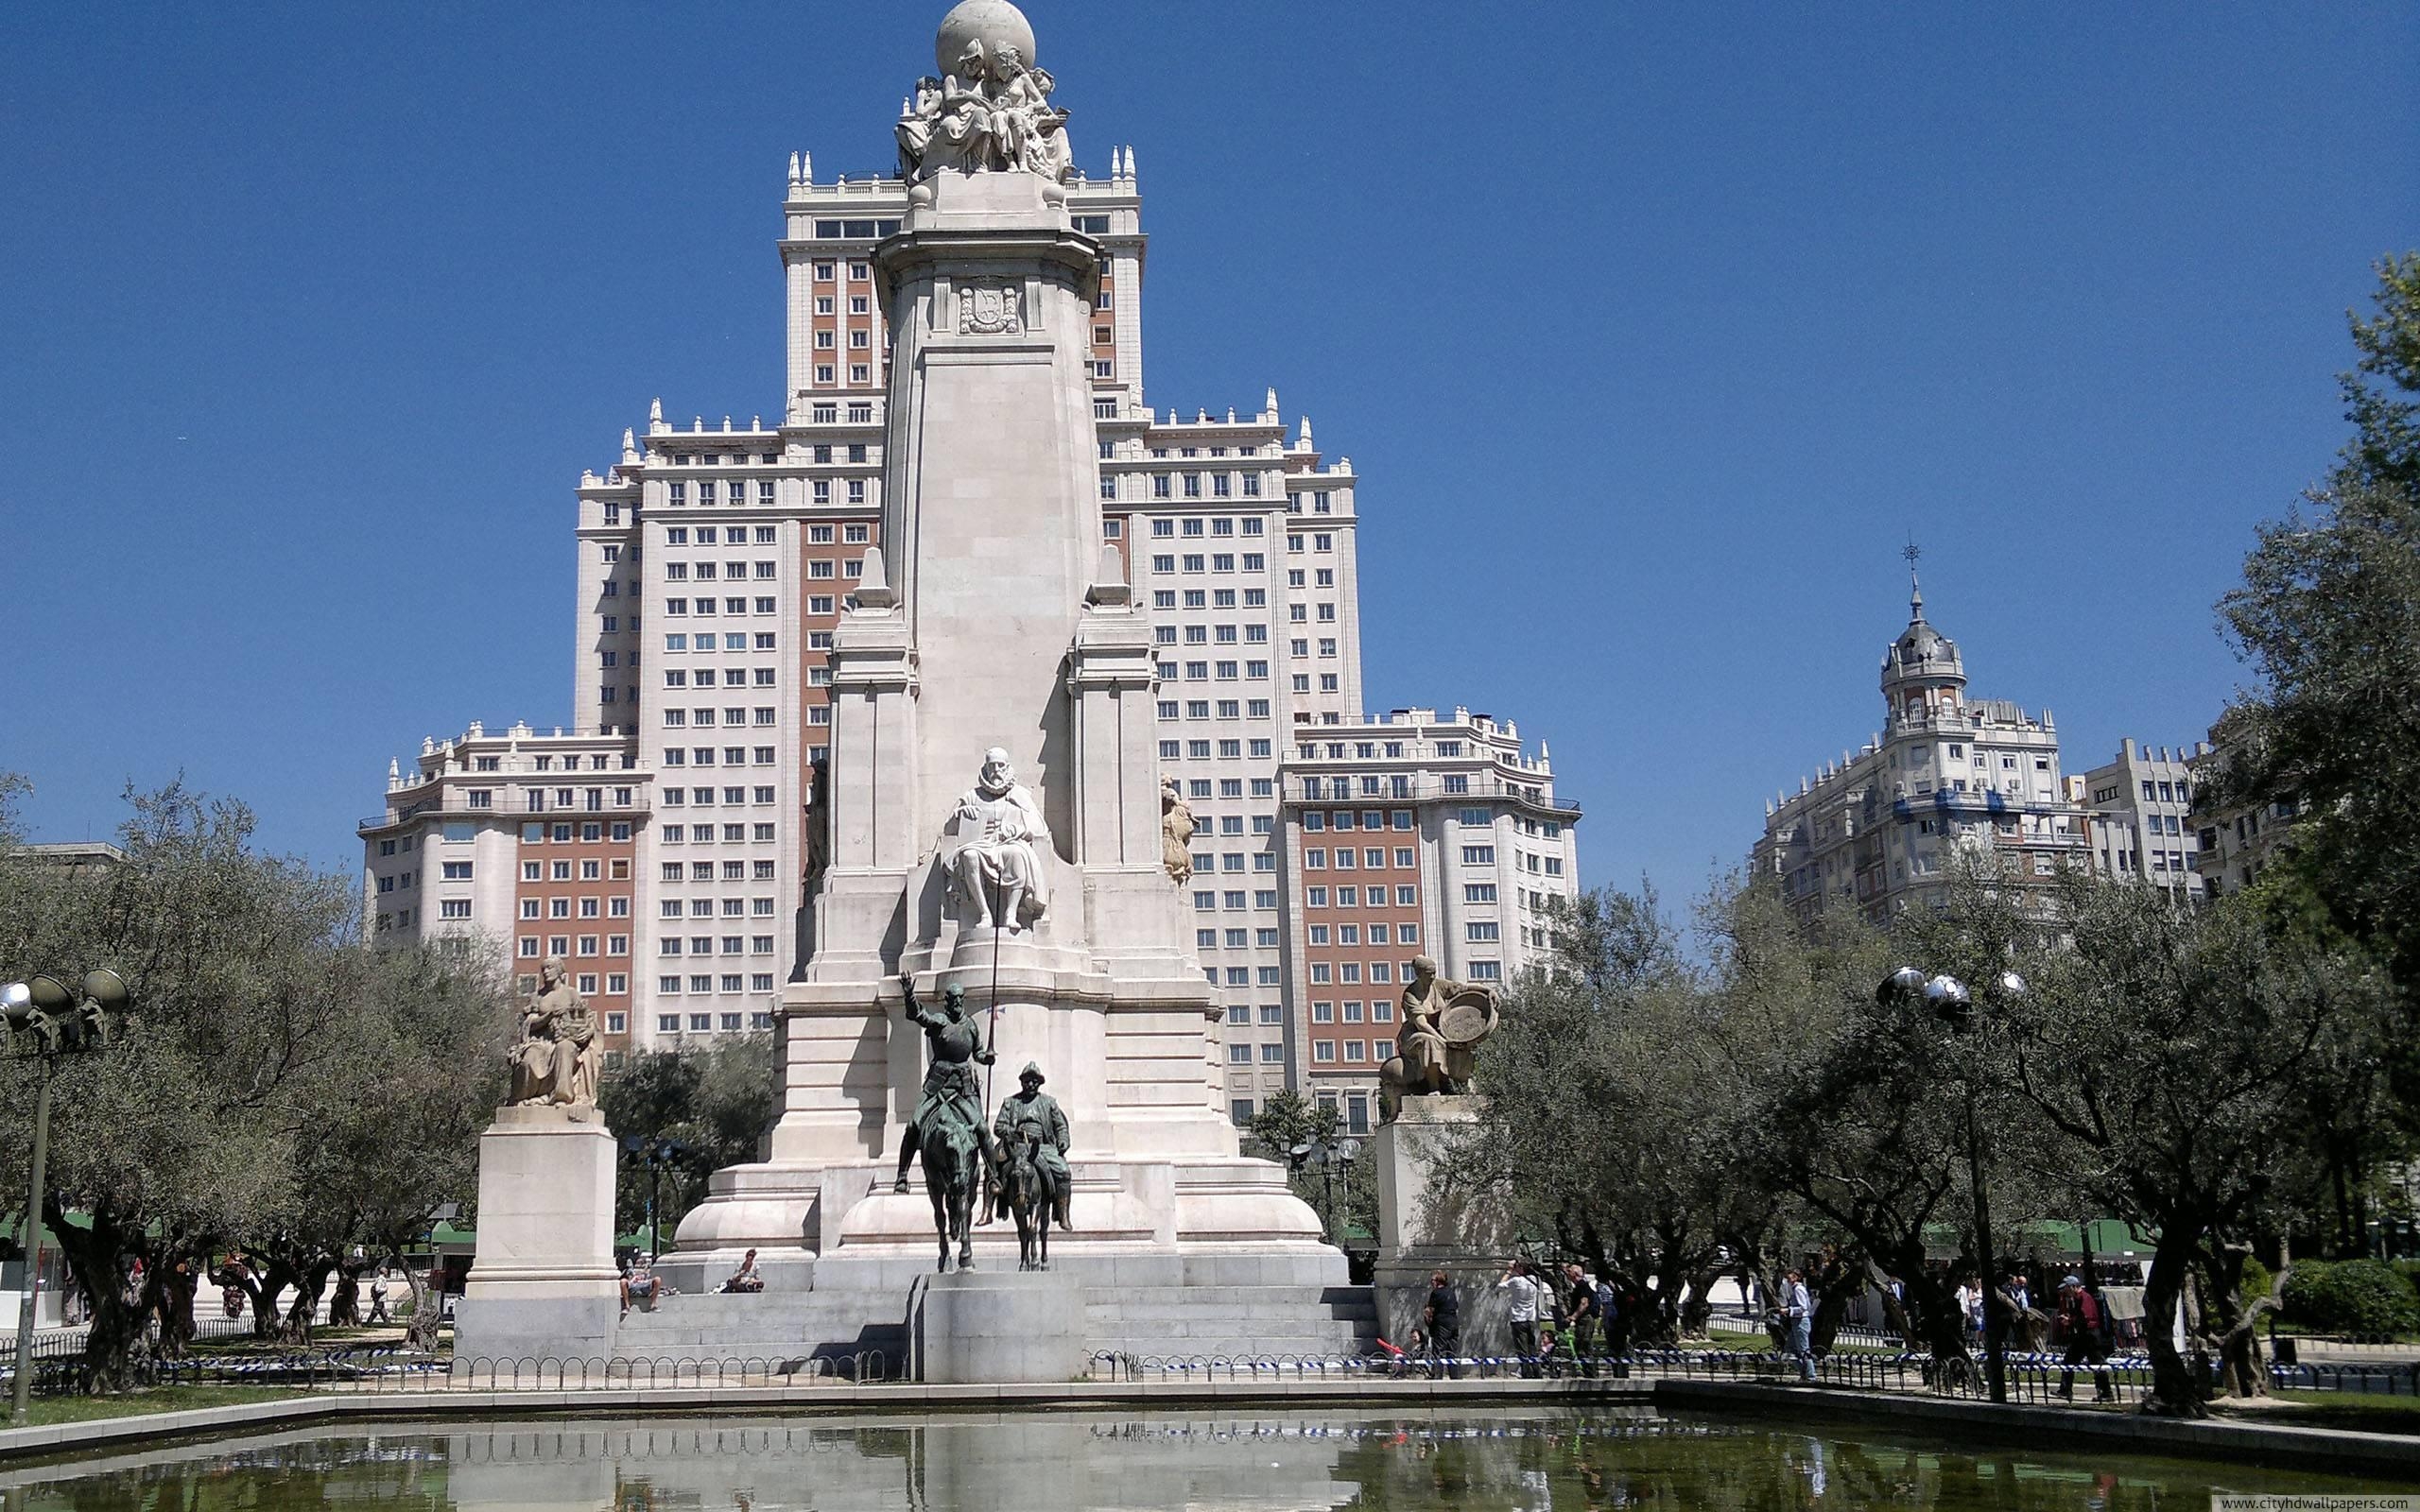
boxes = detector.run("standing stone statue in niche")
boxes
[942,747,1050,932]
[508,957,603,1108]
[893,3,1073,184]
[1378,955,1499,1121]
[1161,776,1195,885]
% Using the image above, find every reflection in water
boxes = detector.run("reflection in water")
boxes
[0,1408,2398,1511]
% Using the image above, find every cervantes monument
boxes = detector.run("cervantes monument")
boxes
[482,0,1352,1373]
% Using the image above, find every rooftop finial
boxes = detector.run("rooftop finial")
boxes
[1903,538,1925,620]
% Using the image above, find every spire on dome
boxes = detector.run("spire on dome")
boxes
[1903,539,1925,623]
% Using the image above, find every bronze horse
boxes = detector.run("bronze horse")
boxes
[918,1108,984,1273]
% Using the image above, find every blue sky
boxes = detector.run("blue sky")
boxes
[3,2,2412,905]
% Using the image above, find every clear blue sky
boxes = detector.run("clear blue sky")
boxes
[3,2,2412,904]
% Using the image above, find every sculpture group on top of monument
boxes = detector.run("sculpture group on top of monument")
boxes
[508,956,603,1109]
[942,747,1051,933]
[895,33,1071,184]
[891,971,1075,1273]
[1378,955,1500,1122]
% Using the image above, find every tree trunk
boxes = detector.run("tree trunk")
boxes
[1679,1266,1720,1339]
[394,1248,443,1353]
[281,1262,328,1346]
[2142,1228,2209,1417]
[1809,1246,1865,1354]
[47,1209,162,1395]
[151,1260,198,1359]
[328,1259,366,1328]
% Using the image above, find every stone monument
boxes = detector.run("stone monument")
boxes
[658,0,1352,1375]
[456,962,621,1357]
[1370,963,1513,1349]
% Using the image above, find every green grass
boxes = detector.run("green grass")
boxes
[10,1384,305,1428]
[2212,1389,2420,1435]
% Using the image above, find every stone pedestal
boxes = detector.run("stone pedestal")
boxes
[910,1269,1083,1383]
[1372,1095,1513,1349]
[453,1106,621,1359]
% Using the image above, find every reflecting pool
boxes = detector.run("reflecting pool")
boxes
[1,1407,2406,1510]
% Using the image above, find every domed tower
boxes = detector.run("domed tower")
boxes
[1880,569,1965,723]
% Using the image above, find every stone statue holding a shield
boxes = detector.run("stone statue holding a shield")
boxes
[1379,955,1498,1121]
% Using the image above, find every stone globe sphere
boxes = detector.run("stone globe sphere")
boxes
[936,0,1036,77]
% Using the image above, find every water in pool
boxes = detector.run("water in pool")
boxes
[0,1407,2407,1509]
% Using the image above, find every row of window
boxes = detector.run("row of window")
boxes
[665,482,778,507]
[664,670,779,692]
[660,745,779,765]
[1171,774,1277,799]
[664,709,777,728]
[1305,922,1417,946]
[1149,554,1268,574]
[1304,885,1419,908]
[1156,699,1271,721]
[1309,1000,1397,1023]
[661,791,778,816]
[1155,624,1271,644]
[662,859,780,881]
[1310,1040,1388,1064]
[1305,810,1417,832]
[1154,661,1272,681]
[661,896,777,918]
[1306,961,1410,986]
[658,1009,776,1030]
[662,561,780,581]
[1149,516,1267,537]
[1194,889,1282,911]
[1302,848,1416,871]
[657,973,777,993]
[658,936,778,956]
[1225,1043,1288,1063]
[1150,589,1270,610]
[1204,966,1286,987]
[519,935,630,957]
[662,827,779,849]
[1197,928,1282,950]
[1222,1004,1287,1025]
[522,896,632,919]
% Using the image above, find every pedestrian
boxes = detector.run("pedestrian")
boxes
[2055,1275,2115,1402]
[367,1266,391,1324]
[1782,1267,1816,1383]
[1563,1263,1600,1374]
[721,1248,766,1294]
[1498,1260,1547,1375]
[1423,1269,1460,1377]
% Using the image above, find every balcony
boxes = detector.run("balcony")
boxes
[359,787,652,834]
[1281,774,1581,819]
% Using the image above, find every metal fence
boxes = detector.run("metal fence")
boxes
[1089,1345,2179,1406]
[0,1343,894,1399]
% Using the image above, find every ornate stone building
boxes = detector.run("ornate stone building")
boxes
[1754,576,2091,919]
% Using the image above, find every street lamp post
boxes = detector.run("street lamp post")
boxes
[620,1136,688,1260]
[1288,1137,1359,1246]
[1879,963,2025,1406]
[3,970,129,1425]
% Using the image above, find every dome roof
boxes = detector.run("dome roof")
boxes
[1882,576,1963,684]
[937,0,1036,77]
